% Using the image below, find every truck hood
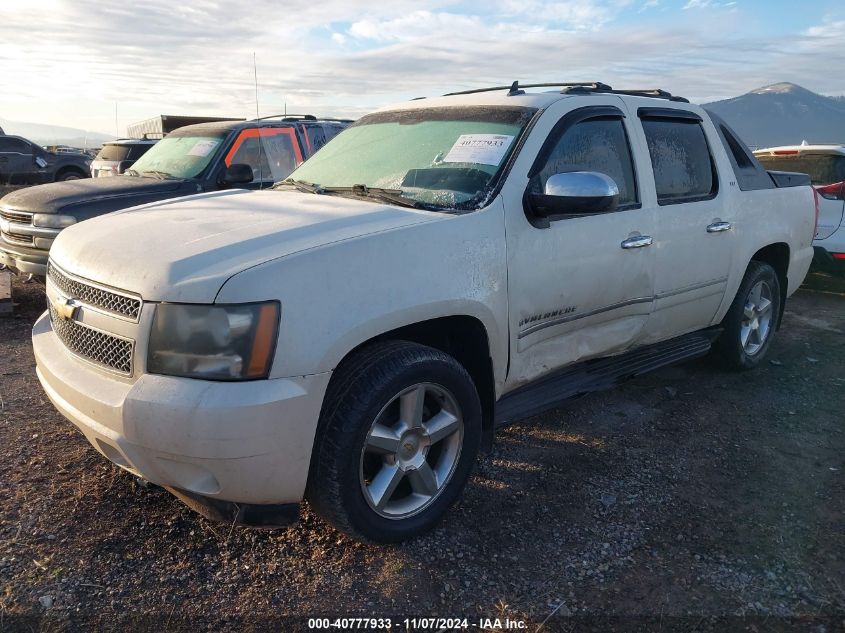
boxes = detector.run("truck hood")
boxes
[50,189,441,302]
[0,176,185,216]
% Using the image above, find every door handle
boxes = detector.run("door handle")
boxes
[621,235,653,249]
[707,221,732,233]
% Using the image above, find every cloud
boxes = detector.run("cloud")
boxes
[0,1,842,133]
[683,0,736,9]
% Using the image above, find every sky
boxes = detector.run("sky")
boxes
[1,0,843,136]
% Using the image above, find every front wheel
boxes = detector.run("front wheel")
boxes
[306,341,482,543]
[714,261,781,370]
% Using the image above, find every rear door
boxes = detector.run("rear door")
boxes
[634,106,736,343]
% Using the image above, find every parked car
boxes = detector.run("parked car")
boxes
[754,143,845,276]
[0,134,90,184]
[32,83,815,542]
[0,115,351,276]
[90,137,159,178]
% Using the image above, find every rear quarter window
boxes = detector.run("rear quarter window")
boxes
[642,118,717,204]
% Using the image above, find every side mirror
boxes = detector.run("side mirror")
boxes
[117,160,134,175]
[220,163,254,187]
[527,172,619,221]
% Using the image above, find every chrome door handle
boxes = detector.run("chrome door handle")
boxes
[707,221,732,233]
[621,235,653,249]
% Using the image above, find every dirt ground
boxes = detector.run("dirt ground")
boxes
[0,271,843,632]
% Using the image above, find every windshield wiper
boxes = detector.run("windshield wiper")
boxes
[275,178,324,194]
[141,170,173,180]
[322,184,422,209]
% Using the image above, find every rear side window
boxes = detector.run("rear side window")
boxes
[127,144,154,160]
[642,119,717,204]
[535,117,639,207]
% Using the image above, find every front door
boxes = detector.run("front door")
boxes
[502,98,657,391]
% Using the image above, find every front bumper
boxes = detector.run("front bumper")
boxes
[0,241,48,276]
[33,310,332,507]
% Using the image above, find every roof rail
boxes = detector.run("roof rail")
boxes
[310,117,356,123]
[252,114,318,121]
[444,82,612,96]
[443,81,689,103]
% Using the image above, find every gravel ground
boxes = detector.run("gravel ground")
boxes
[0,272,843,632]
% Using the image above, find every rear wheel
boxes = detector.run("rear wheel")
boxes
[714,261,781,370]
[306,341,482,543]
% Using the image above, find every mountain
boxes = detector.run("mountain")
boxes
[0,117,114,149]
[703,83,845,149]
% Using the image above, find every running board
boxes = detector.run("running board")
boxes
[494,329,721,427]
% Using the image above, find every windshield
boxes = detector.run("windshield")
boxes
[285,106,536,210]
[756,153,845,185]
[129,135,224,179]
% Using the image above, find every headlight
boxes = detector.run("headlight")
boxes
[147,302,280,380]
[32,214,76,229]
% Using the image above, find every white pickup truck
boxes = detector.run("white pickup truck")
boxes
[32,82,816,543]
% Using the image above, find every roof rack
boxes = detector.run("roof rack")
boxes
[253,114,318,121]
[250,114,355,123]
[443,81,689,103]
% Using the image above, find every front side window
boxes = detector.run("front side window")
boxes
[533,117,638,207]
[286,106,537,210]
[225,128,302,183]
[0,138,32,154]
[642,118,717,204]
[130,134,224,179]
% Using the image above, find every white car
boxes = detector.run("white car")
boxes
[754,143,845,276]
[32,83,816,542]
[90,138,158,178]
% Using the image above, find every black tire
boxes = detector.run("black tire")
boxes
[714,261,781,370]
[306,341,482,543]
[57,170,84,181]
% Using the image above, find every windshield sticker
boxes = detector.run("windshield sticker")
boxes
[187,139,220,157]
[443,134,515,166]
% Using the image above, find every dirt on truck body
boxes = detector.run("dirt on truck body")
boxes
[0,273,842,630]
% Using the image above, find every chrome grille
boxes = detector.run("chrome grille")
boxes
[0,209,33,225]
[2,231,33,245]
[49,305,134,375]
[48,262,141,321]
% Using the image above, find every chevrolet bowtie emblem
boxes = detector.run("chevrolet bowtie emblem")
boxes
[52,295,79,321]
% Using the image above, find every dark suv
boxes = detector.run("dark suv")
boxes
[0,115,351,276]
[0,134,91,184]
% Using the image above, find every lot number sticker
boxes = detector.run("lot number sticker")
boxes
[443,134,514,166]
[187,139,221,157]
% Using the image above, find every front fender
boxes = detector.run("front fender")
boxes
[216,199,509,385]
